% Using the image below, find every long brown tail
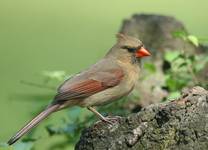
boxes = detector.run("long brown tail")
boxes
[7,104,60,145]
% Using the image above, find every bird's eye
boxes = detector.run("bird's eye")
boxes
[122,46,137,52]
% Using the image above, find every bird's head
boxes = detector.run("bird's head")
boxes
[106,33,151,64]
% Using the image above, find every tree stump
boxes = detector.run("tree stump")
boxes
[75,86,208,150]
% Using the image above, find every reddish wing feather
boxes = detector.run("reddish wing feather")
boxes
[54,69,124,102]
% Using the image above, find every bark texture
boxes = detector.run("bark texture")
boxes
[76,86,208,150]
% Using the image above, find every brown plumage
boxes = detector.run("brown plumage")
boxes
[7,33,151,145]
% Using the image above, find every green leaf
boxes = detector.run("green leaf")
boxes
[198,37,208,43]
[143,63,156,73]
[178,62,187,69]
[42,70,66,81]
[194,55,208,72]
[172,57,187,72]
[187,55,195,62]
[12,142,34,150]
[172,30,187,39]
[194,63,204,72]
[0,143,8,147]
[164,51,180,62]
[166,77,178,91]
[167,91,180,100]
[67,107,81,121]
[187,35,199,47]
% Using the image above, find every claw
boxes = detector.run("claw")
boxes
[101,116,122,125]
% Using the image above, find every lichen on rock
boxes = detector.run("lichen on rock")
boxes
[75,86,208,150]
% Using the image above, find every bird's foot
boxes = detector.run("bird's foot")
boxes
[87,107,122,125]
[100,116,122,125]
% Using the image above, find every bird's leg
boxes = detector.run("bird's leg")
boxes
[87,107,118,125]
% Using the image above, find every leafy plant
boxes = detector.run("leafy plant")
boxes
[164,51,207,88]
[172,30,199,46]
[162,31,208,99]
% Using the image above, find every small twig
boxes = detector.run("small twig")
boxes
[20,80,56,91]
[183,53,199,85]
[180,48,199,85]
[187,65,199,84]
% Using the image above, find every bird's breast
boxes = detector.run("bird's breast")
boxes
[118,60,140,86]
[77,62,139,107]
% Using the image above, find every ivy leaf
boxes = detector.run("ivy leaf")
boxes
[187,35,199,47]
[164,51,180,62]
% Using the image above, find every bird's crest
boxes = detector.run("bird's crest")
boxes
[116,33,127,41]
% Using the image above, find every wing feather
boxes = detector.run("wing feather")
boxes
[54,69,124,103]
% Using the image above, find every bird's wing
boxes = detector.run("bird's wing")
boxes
[53,68,124,103]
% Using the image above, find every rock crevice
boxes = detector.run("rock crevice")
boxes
[76,86,208,150]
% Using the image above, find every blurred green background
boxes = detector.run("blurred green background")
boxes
[0,0,207,149]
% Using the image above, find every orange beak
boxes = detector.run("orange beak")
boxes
[135,47,151,58]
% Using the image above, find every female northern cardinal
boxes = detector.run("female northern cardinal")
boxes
[7,33,151,145]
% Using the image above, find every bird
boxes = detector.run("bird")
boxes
[7,33,151,145]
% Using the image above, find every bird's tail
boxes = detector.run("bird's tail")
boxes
[7,104,60,145]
